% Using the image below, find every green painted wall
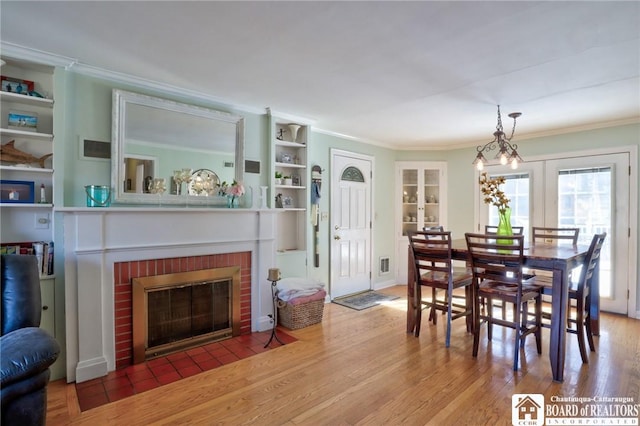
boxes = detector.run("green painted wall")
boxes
[57,73,268,207]
[52,69,639,382]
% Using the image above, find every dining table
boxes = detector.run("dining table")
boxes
[406,238,599,383]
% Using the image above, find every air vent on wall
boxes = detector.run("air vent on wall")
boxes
[379,256,390,275]
[82,139,111,160]
[245,159,260,174]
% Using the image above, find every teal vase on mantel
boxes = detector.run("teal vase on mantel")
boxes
[227,195,239,208]
[496,207,513,244]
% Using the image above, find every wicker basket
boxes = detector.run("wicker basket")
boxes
[278,299,324,330]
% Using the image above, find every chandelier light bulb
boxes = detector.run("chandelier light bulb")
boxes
[500,152,508,165]
[511,158,518,169]
[476,160,484,171]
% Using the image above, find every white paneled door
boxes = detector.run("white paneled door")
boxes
[330,150,372,299]
[481,151,631,314]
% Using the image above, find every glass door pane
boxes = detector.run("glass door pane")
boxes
[558,167,612,296]
[401,169,418,236]
[480,154,630,314]
[488,173,531,240]
[423,169,440,230]
[546,153,629,314]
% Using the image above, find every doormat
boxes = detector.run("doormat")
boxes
[332,291,399,311]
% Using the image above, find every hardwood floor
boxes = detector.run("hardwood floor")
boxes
[47,286,640,425]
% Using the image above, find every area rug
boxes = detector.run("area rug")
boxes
[332,291,399,311]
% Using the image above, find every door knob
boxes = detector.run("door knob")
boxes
[334,235,341,240]
[334,225,340,230]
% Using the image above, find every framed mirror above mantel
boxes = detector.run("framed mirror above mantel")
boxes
[111,89,244,205]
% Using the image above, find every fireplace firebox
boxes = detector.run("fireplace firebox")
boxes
[132,267,241,363]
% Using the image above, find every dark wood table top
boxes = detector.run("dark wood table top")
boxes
[449,238,590,269]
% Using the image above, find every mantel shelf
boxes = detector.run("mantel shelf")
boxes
[0,203,53,208]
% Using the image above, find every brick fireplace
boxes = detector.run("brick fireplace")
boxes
[62,208,278,383]
[114,252,251,369]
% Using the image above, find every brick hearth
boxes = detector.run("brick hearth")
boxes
[113,252,252,369]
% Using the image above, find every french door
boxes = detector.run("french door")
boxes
[480,152,631,314]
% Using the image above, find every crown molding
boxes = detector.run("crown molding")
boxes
[0,42,76,68]
[312,126,395,149]
[72,62,266,115]
[1,42,267,115]
[265,107,316,125]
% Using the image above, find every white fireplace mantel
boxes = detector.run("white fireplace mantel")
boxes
[61,207,278,383]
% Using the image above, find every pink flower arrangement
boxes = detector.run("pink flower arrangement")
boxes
[225,180,245,198]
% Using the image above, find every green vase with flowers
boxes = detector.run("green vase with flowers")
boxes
[480,172,513,244]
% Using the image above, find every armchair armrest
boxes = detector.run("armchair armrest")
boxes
[1,327,60,390]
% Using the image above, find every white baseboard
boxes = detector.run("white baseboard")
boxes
[373,279,398,291]
[75,356,108,383]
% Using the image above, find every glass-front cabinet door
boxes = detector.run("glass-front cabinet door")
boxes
[399,163,445,236]
[396,161,447,283]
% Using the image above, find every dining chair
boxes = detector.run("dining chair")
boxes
[423,225,444,233]
[484,225,525,235]
[529,227,580,294]
[483,225,524,319]
[532,227,580,245]
[465,233,543,371]
[420,226,471,326]
[565,232,606,363]
[408,230,473,347]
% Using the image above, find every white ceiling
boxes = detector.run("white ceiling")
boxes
[1,1,638,150]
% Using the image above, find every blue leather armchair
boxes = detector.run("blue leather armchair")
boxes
[1,255,60,426]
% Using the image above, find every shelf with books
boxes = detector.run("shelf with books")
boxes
[1,240,55,277]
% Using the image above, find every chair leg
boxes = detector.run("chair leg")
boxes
[575,298,589,363]
[445,289,453,348]
[535,294,542,355]
[465,285,473,333]
[429,288,437,324]
[472,290,481,357]
[520,301,528,349]
[487,296,493,341]
[512,300,522,371]
[585,296,596,352]
[414,284,422,338]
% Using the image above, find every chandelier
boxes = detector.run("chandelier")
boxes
[472,105,523,170]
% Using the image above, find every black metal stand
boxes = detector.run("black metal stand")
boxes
[264,280,285,348]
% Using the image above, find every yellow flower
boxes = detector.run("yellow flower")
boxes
[479,172,510,213]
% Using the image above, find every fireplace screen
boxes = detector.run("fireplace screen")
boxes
[147,280,231,348]
[133,267,241,363]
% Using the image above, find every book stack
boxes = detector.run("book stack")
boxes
[0,241,53,276]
